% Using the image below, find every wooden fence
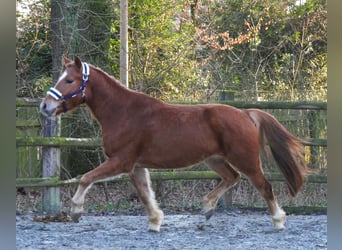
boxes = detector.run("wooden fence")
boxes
[16,98,327,213]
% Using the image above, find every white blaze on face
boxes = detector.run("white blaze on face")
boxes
[56,70,67,86]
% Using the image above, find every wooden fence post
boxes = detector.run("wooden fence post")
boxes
[42,116,61,214]
[120,0,128,88]
[218,90,235,208]
[308,110,319,167]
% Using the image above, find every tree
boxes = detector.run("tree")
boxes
[127,0,200,101]
[195,0,327,101]
[51,0,112,70]
[16,0,52,97]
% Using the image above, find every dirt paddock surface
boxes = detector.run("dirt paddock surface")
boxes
[16,210,327,250]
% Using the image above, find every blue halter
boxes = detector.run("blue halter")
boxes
[47,62,89,113]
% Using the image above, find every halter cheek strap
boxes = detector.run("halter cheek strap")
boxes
[47,62,90,113]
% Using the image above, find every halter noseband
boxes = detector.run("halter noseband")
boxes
[47,62,90,113]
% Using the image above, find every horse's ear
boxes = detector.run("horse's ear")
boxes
[74,56,82,71]
[63,56,71,65]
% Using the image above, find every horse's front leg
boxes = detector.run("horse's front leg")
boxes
[129,167,164,232]
[70,157,128,222]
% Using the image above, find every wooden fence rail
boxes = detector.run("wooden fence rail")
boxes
[16,136,327,147]
[16,171,327,188]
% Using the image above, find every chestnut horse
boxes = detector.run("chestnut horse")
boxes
[40,56,309,232]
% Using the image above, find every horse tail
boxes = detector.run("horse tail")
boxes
[244,109,311,197]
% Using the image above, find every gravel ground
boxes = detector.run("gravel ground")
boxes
[16,210,327,250]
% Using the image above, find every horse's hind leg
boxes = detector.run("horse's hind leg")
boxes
[129,167,164,232]
[238,158,286,230]
[203,157,241,220]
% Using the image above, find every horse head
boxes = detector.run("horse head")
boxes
[40,56,90,117]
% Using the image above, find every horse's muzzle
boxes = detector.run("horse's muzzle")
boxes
[40,100,57,117]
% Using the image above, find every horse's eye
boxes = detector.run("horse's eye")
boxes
[66,79,73,84]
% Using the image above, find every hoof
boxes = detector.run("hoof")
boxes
[71,213,81,223]
[70,200,84,223]
[148,224,161,233]
[273,224,286,231]
[148,209,164,232]
[71,212,82,223]
[202,208,215,220]
[272,209,286,230]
